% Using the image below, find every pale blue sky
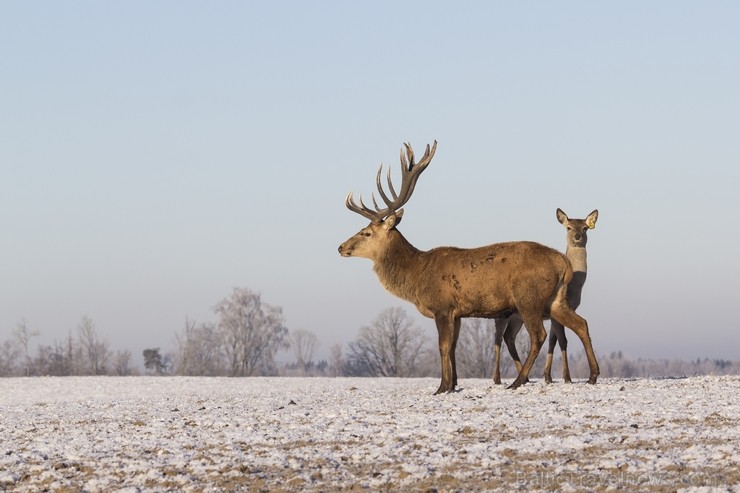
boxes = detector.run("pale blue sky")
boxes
[2,2,739,363]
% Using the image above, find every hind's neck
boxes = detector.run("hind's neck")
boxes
[566,246,587,273]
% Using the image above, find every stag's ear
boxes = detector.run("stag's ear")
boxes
[556,208,568,225]
[586,210,599,229]
[383,210,403,230]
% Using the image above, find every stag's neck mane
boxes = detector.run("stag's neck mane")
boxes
[372,229,424,301]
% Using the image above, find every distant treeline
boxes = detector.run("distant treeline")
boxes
[2,317,737,380]
[3,289,738,380]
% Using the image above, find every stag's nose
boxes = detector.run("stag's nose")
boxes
[574,232,582,241]
[338,243,352,257]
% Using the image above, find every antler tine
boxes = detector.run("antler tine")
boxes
[386,166,398,200]
[415,140,437,169]
[370,192,383,212]
[403,143,415,169]
[375,164,395,208]
[345,192,381,222]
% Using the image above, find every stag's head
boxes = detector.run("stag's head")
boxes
[556,208,598,248]
[338,141,437,260]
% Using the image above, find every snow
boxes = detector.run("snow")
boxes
[1,376,738,492]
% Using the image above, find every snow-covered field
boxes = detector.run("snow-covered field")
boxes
[1,376,738,492]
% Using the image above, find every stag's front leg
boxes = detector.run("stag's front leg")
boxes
[434,314,457,394]
[451,317,461,388]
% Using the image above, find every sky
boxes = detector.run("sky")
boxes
[1,2,739,364]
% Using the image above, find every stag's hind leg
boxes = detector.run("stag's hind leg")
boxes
[550,300,599,385]
[494,317,524,384]
[502,316,527,383]
[544,321,571,384]
[507,311,547,390]
[493,317,507,384]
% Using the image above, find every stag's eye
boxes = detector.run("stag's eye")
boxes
[362,231,371,237]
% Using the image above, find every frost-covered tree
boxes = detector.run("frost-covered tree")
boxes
[289,329,319,375]
[175,319,225,376]
[13,319,39,377]
[346,307,430,377]
[329,343,344,377]
[214,288,288,376]
[112,350,134,376]
[77,316,111,375]
[455,318,496,378]
[0,339,20,376]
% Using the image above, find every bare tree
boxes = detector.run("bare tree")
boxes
[31,344,52,376]
[13,319,39,377]
[67,331,84,376]
[347,307,430,377]
[77,316,110,375]
[215,288,288,376]
[0,339,20,376]
[329,343,344,377]
[456,318,496,378]
[289,329,319,375]
[112,350,134,376]
[175,318,225,376]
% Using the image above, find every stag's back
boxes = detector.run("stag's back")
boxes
[407,241,572,319]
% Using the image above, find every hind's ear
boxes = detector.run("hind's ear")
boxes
[556,208,568,225]
[586,210,599,229]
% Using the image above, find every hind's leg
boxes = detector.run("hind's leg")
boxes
[545,321,570,383]
[550,299,599,384]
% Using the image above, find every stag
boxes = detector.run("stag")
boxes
[338,141,599,393]
[493,209,599,385]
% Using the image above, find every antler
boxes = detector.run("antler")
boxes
[346,140,437,223]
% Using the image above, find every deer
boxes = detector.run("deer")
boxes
[338,141,600,394]
[492,209,599,385]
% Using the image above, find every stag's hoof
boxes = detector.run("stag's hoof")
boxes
[545,376,553,384]
[588,376,598,385]
[434,383,455,394]
[507,379,523,390]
